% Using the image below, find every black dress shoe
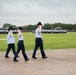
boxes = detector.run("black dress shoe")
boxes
[42,56,47,59]
[13,59,19,62]
[25,58,30,61]
[32,57,37,59]
[5,56,10,58]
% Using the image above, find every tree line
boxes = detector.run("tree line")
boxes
[1,23,76,31]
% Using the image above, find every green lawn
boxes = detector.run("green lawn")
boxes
[0,32,76,51]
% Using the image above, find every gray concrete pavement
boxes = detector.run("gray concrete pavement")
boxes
[0,49,76,75]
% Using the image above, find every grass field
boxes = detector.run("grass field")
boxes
[0,32,76,52]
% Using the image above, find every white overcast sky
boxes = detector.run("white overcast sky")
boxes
[0,0,76,26]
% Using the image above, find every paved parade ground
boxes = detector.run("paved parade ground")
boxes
[0,49,76,75]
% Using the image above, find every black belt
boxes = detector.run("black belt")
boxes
[19,40,23,42]
[36,38,42,39]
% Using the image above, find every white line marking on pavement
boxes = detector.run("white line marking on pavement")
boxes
[0,39,6,40]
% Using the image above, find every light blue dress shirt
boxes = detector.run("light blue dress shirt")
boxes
[7,32,15,44]
[35,28,42,38]
[18,32,23,41]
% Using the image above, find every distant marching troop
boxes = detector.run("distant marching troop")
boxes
[5,22,47,62]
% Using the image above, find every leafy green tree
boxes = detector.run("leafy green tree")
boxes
[3,23,12,29]
[43,23,53,29]
[23,25,37,30]
[2,23,76,31]
[12,25,18,30]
